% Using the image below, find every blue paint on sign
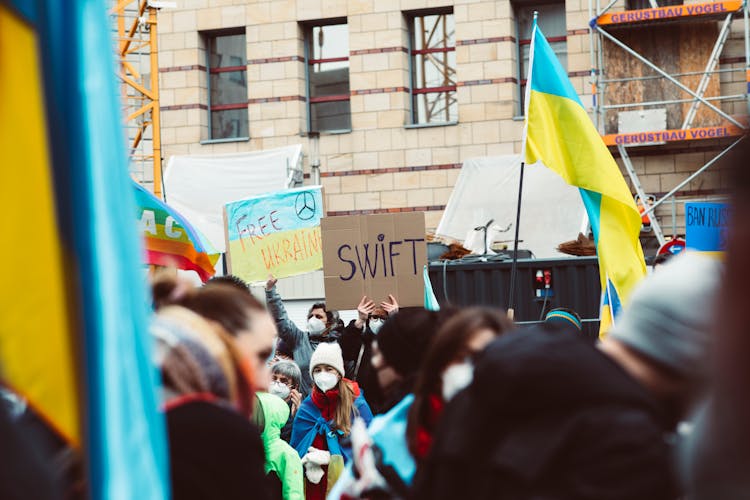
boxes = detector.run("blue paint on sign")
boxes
[685,202,729,252]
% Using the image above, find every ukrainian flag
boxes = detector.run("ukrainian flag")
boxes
[523,18,646,334]
[1,1,168,497]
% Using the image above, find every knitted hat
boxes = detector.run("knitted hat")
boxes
[608,252,721,381]
[544,308,582,331]
[377,309,444,377]
[151,314,231,400]
[309,342,345,378]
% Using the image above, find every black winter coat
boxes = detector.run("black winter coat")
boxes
[167,400,271,500]
[339,320,384,413]
[413,327,678,500]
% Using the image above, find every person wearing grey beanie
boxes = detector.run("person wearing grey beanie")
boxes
[601,251,721,421]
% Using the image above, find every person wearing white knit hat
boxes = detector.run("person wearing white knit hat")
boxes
[308,342,345,388]
[291,342,373,498]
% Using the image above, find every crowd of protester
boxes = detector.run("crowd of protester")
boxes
[148,242,727,500]
[1,143,748,500]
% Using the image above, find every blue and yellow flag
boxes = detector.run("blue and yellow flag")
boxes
[523,19,646,334]
[0,1,168,497]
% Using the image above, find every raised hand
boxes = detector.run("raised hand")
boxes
[265,274,278,291]
[355,296,375,329]
[381,294,399,316]
[289,388,301,416]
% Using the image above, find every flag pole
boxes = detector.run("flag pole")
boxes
[508,11,538,318]
[507,161,525,317]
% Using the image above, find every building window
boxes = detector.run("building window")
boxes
[408,10,457,125]
[206,31,248,140]
[304,20,351,133]
[515,2,567,115]
[627,0,681,9]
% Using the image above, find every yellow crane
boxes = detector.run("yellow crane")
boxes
[110,0,165,197]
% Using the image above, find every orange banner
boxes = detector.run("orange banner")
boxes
[597,0,742,25]
[602,124,745,146]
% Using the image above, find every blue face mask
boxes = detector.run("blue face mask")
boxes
[369,318,385,334]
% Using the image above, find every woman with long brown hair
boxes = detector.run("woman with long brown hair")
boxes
[290,342,373,500]
[151,274,277,500]
[153,275,276,413]
[406,307,512,461]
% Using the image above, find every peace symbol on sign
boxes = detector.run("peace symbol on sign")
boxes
[295,191,317,221]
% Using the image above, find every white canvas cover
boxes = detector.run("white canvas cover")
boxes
[163,145,302,252]
[436,155,585,258]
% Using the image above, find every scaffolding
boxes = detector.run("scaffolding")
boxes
[588,0,748,245]
[111,0,163,197]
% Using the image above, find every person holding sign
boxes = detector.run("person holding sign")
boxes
[266,275,342,397]
[339,295,400,414]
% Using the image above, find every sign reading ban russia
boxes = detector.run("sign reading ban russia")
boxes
[224,186,324,282]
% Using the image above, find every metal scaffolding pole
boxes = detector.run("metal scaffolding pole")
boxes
[595,25,745,128]
[111,0,163,197]
[681,13,734,129]
[589,0,749,245]
[641,136,745,217]
[617,144,666,246]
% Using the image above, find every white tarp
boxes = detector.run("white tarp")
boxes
[163,145,302,252]
[436,155,585,258]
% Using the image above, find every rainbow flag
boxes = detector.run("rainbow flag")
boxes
[135,181,220,282]
[0,1,168,497]
[523,18,646,334]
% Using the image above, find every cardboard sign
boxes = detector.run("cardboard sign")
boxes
[224,186,324,282]
[685,202,729,252]
[321,212,427,310]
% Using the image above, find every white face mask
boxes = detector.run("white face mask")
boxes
[307,317,326,335]
[313,371,339,392]
[441,360,474,402]
[369,318,384,334]
[269,381,291,400]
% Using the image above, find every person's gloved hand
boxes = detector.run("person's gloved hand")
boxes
[301,447,331,484]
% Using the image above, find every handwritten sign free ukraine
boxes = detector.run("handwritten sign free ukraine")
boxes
[224,186,324,282]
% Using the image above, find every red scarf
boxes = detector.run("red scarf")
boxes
[311,386,340,420]
[414,394,445,460]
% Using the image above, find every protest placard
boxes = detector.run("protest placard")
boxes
[685,202,729,253]
[321,212,426,310]
[224,186,324,282]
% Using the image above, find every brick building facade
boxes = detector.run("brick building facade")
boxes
[155,0,745,249]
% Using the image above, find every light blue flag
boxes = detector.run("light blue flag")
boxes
[30,0,170,497]
[424,265,441,311]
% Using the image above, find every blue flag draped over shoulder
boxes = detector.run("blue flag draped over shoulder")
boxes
[523,18,646,335]
[0,1,169,498]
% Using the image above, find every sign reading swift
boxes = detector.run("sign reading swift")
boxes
[224,186,324,282]
[321,212,427,310]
